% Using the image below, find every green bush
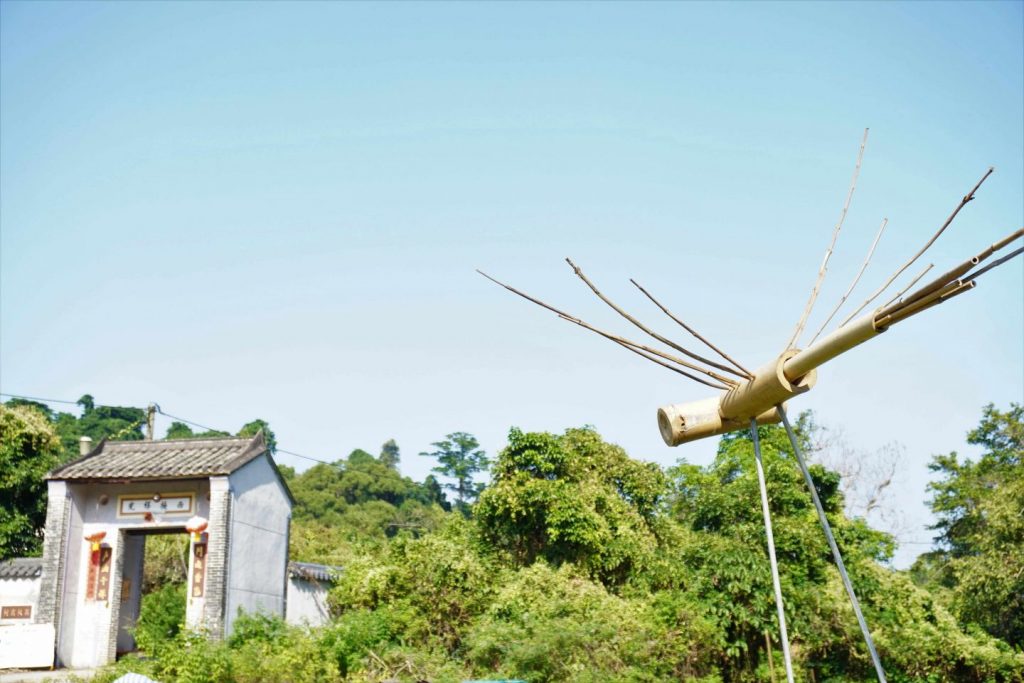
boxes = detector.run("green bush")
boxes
[133,581,186,653]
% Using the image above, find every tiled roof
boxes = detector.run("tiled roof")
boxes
[0,557,43,579]
[49,434,266,481]
[288,561,342,582]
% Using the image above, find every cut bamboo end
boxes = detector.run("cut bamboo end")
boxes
[658,396,784,446]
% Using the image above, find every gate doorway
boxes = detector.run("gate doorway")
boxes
[117,528,189,656]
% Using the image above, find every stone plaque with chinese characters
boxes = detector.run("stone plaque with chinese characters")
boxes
[191,543,207,598]
[118,493,194,518]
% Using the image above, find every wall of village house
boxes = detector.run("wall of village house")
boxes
[0,576,41,625]
[224,454,291,636]
[285,576,331,626]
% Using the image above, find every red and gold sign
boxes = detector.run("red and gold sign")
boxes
[191,542,207,598]
[95,546,113,604]
[85,553,99,601]
[1,605,32,619]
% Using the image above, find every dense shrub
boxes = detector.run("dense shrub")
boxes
[92,416,1024,682]
[133,581,186,653]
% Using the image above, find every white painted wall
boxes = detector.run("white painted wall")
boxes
[0,624,55,669]
[67,521,117,668]
[285,577,331,626]
[224,454,292,636]
[56,482,83,668]
[0,575,41,625]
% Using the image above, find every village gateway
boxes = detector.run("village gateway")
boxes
[5,433,305,669]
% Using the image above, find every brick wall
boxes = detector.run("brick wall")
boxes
[202,477,232,638]
[35,481,69,630]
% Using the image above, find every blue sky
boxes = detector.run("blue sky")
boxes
[2,1,1021,567]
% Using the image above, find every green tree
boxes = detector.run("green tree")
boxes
[74,398,146,447]
[667,418,896,678]
[419,432,489,512]
[0,404,65,558]
[238,418,276,453]
[288,448,447,542]
[476,426,666,584]
[164,421,230,440]
[922,403,1024,647]
[379,439,400,469]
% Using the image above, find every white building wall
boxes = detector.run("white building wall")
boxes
[224,454,291,636]
[57,489,85,667]
[0,576,41,625]
[285,577,331,626]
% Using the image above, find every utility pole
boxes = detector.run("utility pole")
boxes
[146,404,156,441]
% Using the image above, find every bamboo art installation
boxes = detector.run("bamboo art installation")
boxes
[480,131,1023,683]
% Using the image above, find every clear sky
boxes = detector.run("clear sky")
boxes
[2,1,1021,567]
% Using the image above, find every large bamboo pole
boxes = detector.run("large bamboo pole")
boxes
[658,226,1022,446]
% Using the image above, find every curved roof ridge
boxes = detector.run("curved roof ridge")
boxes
[48,433,267,481]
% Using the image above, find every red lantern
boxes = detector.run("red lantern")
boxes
[186,516,208,542]
[84,531,106,564]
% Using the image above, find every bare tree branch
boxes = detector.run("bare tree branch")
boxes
[787,128,870,349]
[630,278,754,378]
[564,258,748,379]
[839,167,994,327]
[477,270,735,390]
[879,263,934,310]
[808,217,888,346]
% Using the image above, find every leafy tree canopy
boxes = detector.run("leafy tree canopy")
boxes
[919,403,1024,647]
[419,432,489,512]
[476,426,666,584]
[0,404,64,558]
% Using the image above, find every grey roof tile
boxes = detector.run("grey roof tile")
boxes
[288,561,342,582]
[48,434,266,481]
[0,557,43,579]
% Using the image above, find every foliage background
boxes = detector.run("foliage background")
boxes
[5,398,1022,681]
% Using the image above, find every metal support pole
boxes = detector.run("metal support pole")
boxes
[750,419,795,683]
[778,407,887,683]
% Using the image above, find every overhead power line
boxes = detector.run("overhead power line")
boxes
[1,391,339,469]
[0,392,81,406]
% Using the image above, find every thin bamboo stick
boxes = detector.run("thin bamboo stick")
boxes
[565,258,747,378]
[879,264,934,310]
[477,270,735,389]
[630,278,754,378]
[964,245,1024,284]
[839,167,994,327]
[807,217,888,346]
[878,227,1024,319]
[788,128,869,349]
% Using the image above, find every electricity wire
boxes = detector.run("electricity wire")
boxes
[0,392,337,469]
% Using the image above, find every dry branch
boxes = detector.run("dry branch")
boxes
[564,258,747,379]
[808,217,888,346]
[877,227,1024,320]
[630,278,754,378]
[839,167,994,327]
[477,270,735,390]
[787,128,869,349]
[879,263,934,309]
